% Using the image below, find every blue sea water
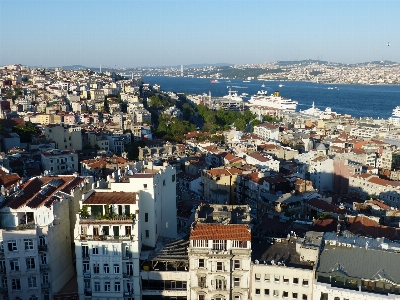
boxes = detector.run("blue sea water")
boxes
[143,76,400,119]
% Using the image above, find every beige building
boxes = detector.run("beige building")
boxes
[188,204,252,300]
[43,124,82,151]
[41,150,79,175]
[35,114,62,125]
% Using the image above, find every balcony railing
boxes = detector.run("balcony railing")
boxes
[38,244,48,252]
[41,282,50,289]
[122,254,132,260]
[40,264,50,271]
[78,234,134,241]
[123,272,133,278]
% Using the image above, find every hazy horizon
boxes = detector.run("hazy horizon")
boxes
[1,0,399,68]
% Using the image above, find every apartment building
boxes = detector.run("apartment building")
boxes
[43,124,82,151]
[253,122,280,142]
[0,175,92,300]
[74,190,140,300]
[41,150,79,175]
[348,173,400,208]
[188,205,252,300]
[251,231,322,300]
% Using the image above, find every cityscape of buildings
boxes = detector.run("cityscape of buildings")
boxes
[3,63,400,300]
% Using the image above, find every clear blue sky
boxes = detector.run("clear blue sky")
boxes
[0,0,399,67]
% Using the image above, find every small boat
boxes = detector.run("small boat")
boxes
[279,84,284,87]
[243,80,250,82]
[210,79,219,83]
[261,83,265,88]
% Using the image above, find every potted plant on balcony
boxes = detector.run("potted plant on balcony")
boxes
[80,205,90,219]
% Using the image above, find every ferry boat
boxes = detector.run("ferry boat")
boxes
[248,90,298,111]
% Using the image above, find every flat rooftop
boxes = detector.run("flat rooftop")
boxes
[252,237,313,270]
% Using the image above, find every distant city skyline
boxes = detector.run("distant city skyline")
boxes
[0,0,399,68]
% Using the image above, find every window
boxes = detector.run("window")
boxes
[264,289,270,296]
[104,264,109,273]
[217,262,223,271]
[274,275,280,283]
[28,276,37,288]
[302,279,309,287]
[113,246,118,255]
[234,277,240,287]
[234,260,240,269]
[1,278,7,289]
[94,281,100,292]
[104,281,111,292]
[213,240,226,250]
[92,246,99,255]
[145,213,148,222]
[143,184,147,189]
[172,174,176,182]
[102,245,108,255]
[83,262,90,273]
[293,277,299,284]
[199,259,205,268]
[283,276,289,284]
[8,240,17,252]
[265,274,271,282]
[302,295,308,300]
[93,263,99,273]
[41,254,47,264]
[283,291,289,298]
[145,230,149,239]
[24,239,34,250]
[42,273,49,284]
[10,259,19,271]
[114,264,120,273]
[26,257,36,269]
[255,273,261,281]
[292,293,298,299]
[12,278,21,290]
[115,281,121,292]
[273,290,279,297]
[255,288,260,295]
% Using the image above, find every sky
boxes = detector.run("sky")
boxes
[0,0,399,68]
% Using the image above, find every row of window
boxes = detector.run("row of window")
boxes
[3,237,46,252]
[2,274,48,291]
[254,274,308,286]
[1,254,47,271]
[83,262,133,274]
[198,259,242,270]
[255,289,308,299]
[88,281,133,293]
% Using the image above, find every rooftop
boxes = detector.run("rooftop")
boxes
[251,237,314,269]
[190,223,251,241]
[83,191,137,205]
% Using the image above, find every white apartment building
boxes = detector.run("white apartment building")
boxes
[251,231,321,300]
[41,150,79,175]
[245,152,280,172]
[253,122,280,142]
[0,175,93,300]
[43,124,82,151]
[188,204,252,300]
[74,190,140,300]
[95,161,177,248]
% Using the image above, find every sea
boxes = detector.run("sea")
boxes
[142,76,400,119]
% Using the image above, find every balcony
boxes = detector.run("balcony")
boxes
[41,282,50,290]
[123,272,133,278]
[82,254,90,261]
[38,244,48,252]
[40,264,50,271]
[84,272,91,278]
[84,288,92,296]
[0,268,5,274]
[77,234,134,241]
[122,254,132,260]
[124,291,133,298]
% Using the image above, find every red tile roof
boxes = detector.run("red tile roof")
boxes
[190,223,251,241]
[84,191,137,204]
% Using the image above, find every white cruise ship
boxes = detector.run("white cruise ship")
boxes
[247,90,298,111]
[389,106,400,125]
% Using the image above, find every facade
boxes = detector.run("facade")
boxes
[0,175,92,300]
[253,123,280,142]
[41,150,79,175]
[188,204,252,300]
[74,190,140,300]
[43,124,83,151]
